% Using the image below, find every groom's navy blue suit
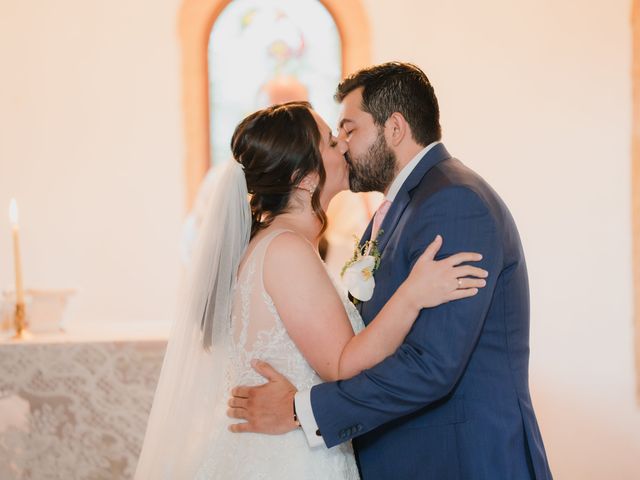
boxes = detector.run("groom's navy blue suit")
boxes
[311,144,552,479]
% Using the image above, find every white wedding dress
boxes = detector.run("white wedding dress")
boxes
[193,229,363,479]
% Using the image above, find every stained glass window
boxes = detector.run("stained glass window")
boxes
[208,0,342,166]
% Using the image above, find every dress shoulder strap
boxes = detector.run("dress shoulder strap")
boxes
[252,228,295,256]
[237,229,292,278]
[251,228,315,294]
[252,228,296,270]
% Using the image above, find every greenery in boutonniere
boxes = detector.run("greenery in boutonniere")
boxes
[340,230,384,303]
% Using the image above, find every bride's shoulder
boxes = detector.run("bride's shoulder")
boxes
[262,229,340,320]
[264,230,317,261]
[262,229,325,280]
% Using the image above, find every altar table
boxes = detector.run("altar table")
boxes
[0,325,169,479]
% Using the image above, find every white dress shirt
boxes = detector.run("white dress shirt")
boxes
[295,141,442,448]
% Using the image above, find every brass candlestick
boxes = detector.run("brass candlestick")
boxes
[12,301,30,340]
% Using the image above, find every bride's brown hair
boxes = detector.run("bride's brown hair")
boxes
[231,101,328,239]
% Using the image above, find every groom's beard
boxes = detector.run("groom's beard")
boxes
[347,133,396,193]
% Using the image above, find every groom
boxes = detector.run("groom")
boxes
[229,62,552,479]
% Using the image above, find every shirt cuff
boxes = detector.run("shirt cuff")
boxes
[295,389,325,448]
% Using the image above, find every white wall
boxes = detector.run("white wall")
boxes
[363,0,639,477]
[0,0,638,477]
[0,0,184,325]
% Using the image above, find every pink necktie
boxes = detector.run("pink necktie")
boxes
[371,200,392,241]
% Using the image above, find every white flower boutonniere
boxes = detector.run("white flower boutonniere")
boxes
[340,230,383,303]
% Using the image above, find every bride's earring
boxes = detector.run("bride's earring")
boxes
[298,180,317,199]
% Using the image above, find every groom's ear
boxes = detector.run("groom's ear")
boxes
[385,112,409,147]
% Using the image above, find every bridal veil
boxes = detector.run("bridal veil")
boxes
[135,160,250,479]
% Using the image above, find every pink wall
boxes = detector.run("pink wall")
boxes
[0,0,185,325]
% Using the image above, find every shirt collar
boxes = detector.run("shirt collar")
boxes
[385,141,441,202]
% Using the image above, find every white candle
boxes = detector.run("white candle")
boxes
[9,199,25,305]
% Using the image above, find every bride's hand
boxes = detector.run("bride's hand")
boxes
[403,235,488,310]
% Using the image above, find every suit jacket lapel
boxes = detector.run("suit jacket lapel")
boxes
[375,191,410,253]
[354,220,374,314]
[359,219,374,249]
[376,143,452,253]
[353,143,451,314]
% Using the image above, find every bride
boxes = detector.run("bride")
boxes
[134,101,487,479]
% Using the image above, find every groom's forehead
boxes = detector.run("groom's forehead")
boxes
[338,93,364,123]
[341,89,363,110]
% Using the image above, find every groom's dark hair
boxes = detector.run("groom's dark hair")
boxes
[335,62,441,146]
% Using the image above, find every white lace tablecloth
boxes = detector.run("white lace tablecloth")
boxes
[0,327,168,479]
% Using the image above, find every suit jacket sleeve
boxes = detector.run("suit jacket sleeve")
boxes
[310,186,503,448]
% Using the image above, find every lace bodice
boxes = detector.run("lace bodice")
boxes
[228,229,364,392]
[194,229,362,479]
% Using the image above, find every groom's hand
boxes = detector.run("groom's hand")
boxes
[227,359,299,434]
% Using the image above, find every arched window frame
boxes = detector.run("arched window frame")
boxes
[178,0,371,210]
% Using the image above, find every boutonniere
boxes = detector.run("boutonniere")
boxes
[340,230,383,303]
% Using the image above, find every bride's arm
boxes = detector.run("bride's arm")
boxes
[336,235,487,379]
[264,233,487,382]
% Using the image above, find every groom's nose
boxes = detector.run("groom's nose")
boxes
[336,127,348,142]
[338,138,348,154]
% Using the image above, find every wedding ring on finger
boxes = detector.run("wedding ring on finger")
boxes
[457,278,463,289]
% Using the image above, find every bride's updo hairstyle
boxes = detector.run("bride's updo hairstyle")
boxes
[231,101,328,239]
